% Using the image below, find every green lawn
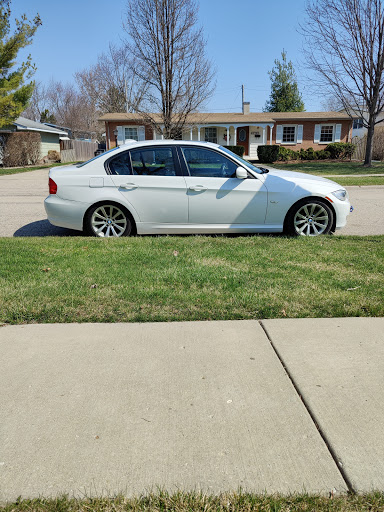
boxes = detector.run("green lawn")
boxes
[269,160,384,175]
[2,491,384,512]
[329,176,384,186]
[1,236,383,325]
[0,162,77,176]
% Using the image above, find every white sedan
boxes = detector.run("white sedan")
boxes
[45,140,351,237]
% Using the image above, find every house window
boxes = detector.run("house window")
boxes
[124,127,138,141]
[282,126,296,143]
[353,118,364,129]
[320,125,334,143]
[205,127,217,143]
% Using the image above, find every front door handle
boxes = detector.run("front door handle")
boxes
[120,183,138,190]
[189,185,207,191]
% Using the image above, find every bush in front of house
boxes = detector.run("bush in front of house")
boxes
[223,145,245,158]
[48,150,61,162]
[277,146,299,161]
[3,132,41,167]
[315,149,331,159]
[325,142,355,160]
[257,145,280,163]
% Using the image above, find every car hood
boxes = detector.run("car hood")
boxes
[265,168,342,188]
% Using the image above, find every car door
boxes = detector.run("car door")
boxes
[108,146,188,223]
[179,146,268,226]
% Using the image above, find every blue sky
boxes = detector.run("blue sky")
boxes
[14,0,321,113]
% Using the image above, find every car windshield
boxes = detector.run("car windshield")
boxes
[219,146,263,174]
[77,147,119,168]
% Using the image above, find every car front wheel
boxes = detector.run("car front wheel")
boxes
[85,204,132,237]
[286,199,334,236]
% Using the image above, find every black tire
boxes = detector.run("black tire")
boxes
[285,199,334,237]
[84,203,132,237]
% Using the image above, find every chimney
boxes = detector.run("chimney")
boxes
[242,102,250,115]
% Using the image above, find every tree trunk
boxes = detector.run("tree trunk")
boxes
[364,116,375,167]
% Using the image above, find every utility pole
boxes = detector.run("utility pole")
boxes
[242,84,244,112]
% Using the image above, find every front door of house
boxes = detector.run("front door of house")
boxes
[237,127,249,156]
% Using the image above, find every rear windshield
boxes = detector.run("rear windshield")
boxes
[77,147,119,168]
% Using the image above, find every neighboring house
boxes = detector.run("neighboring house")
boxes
[0,117,69,160]
[100,103,353,160]
[351,111,384,139]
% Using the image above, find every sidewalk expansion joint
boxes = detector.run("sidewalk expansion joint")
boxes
[258,320,355,494]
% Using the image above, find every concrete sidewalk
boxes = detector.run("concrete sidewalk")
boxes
[1,318,383,502]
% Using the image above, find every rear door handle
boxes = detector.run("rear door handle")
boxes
[189,185,207,191]
[120,183,138,190]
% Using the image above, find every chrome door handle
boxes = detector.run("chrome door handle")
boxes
[120,183,138,190]
[189,185,207,191]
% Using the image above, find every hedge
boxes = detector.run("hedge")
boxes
[223,145,245,158]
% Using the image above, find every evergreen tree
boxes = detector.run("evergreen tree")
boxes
[40,109,56,124]
[0,1,41,127]
[264,51,305,112]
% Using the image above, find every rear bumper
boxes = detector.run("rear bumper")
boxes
[44,196,87,232]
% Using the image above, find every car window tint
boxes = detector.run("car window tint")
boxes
[181,147,238,178]
[130,148,177,176]
[108,152,132,175]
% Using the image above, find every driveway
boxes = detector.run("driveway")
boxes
[0,168,383,237]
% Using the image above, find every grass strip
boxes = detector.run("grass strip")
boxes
[270,161,384,175]
[0,162,77,176]
[1,236,383,324]
[1,491,384,512]
[334,176,384,186]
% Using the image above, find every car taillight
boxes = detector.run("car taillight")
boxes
[49,178,57,195]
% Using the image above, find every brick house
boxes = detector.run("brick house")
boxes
[100,103,353,160]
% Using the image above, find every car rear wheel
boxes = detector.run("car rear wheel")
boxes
[85,204,132,237]
[286,199,333,236]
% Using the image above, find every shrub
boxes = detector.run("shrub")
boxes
[325,142,345,159]
[343,142,356,160]
[315,150,331,160]
[257,145,280,163]
[3,132,41,167]
[223,145,245,158]
[48,150,61,162]
[277,146,299,161]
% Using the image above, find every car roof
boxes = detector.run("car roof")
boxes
[117,139,221,151]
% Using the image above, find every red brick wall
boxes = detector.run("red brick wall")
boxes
[105,121,154,149]
[267,120,352,150]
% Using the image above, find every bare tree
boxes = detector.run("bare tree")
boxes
[22,81,50,121]
[39,81,102,139]
[302,0,384,166]
[123,0,215,138]
[75,43,147,114]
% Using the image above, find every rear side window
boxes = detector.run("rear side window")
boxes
[108,151,132,175]
[130,147,179,176]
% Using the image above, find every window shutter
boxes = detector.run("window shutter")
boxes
[138,126,146,141]
[276,125,283,143]
[297,125,303,144]
[314,124,321,143]
[117,126,124,145]
[335,124,342,142]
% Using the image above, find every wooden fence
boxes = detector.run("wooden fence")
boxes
[60,139,99,163]
[352,136,366,160]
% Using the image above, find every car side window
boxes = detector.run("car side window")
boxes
[181,147,238,178]
[130,147,178,176]
[108,151,132,175]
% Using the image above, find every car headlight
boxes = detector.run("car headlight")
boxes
[332,189,348,201]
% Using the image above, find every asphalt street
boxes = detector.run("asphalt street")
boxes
[0,168,383,236]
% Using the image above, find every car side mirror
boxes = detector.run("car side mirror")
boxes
[236,167,248,179]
